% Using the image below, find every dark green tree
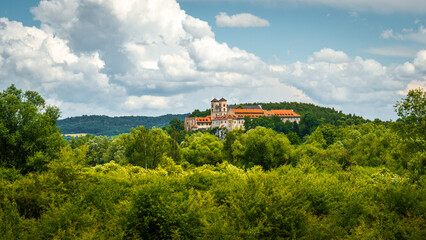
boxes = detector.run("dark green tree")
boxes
[0,85,64,173]
[299,113,319,137]
[164,118,186,143]
[169,118,184,131]
[243,115,253,131]
[287,132,302,145]
[293,121,300,136]
[189,109,210,117]
[252,116,274,129]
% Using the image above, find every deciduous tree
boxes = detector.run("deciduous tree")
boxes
[0,85,64,173]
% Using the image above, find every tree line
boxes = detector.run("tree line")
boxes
[0,85,424,239]
[57,114,189,136]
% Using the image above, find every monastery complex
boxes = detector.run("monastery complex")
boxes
[185,98,301,132]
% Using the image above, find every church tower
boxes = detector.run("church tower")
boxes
[211,97,227,119]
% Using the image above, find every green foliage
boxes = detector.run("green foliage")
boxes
[189,108,211,117]
[86,136,110,165]
[300,112,319,137]
[125,127,180,169]
[394,88,426,153]
[223,129,246,165]
[243,115,253,130]
[163,118,186,143]
[126,179,211,239]
[244,115,297,136]
[168,118,185,131]
[250,116,274,129]
[287,132,302,145]
[0,84,65,173]
[181,132,223,166]
[243,127,294,170]
[0,159,424,239]
[0,196,26,239]
[0,167,22,182]
[69,134,95,149]
[395,88,425,123]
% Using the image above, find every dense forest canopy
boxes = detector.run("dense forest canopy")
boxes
[0,85,425,239]
[57,114,189,136]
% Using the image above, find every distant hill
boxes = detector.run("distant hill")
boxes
[58,102,368,137]
[57,114,189,136]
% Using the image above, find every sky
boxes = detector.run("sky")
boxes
[0,0,425,120]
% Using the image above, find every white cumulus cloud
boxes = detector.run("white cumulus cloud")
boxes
[413,50,426,72]
[313,48,349,63]
[271,48,426,119]
[216,12,270,27]
[0,18,123,107]
[0,0,279,117]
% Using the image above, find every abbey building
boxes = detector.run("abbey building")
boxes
[185,98,301,132]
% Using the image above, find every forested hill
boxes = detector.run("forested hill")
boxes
[191,101,368,126]
[57,114,189,136]
[255,101,367,125]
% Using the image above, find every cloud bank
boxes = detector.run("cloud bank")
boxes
[270,48,426,118]
[0,0,424,120]
[1,0,284,117]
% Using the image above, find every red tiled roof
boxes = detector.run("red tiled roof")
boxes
[264,111,273,116]
[232,109,264,114]
[271,110,300,117]
[213,109,300,120]
[196,115,212,123]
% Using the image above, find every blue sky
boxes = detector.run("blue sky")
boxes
[0,0,425,119]
[179,1,424,64]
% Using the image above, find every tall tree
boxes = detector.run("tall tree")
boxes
[223,129,246,165]
[394,88,425,152]
[243,127,293,170]
[299,113,319,137]
[181,132,223,166]
[0,85,64,173]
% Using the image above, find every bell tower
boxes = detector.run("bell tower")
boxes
[211,97,227,119]
[211,98,220,119]
[219,97,227,116]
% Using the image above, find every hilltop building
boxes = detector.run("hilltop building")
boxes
[184,98,300,132]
